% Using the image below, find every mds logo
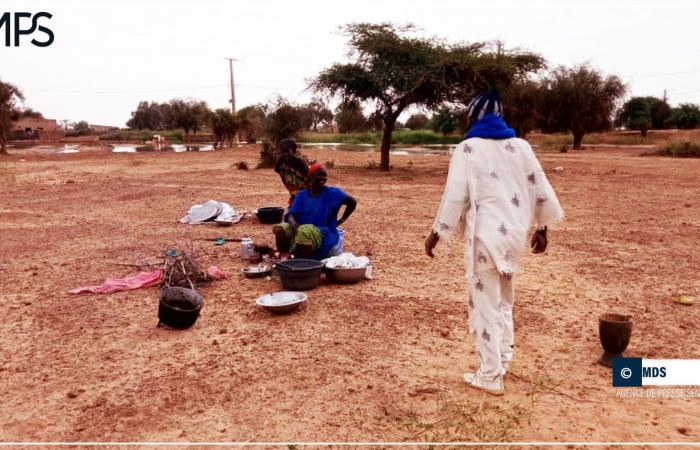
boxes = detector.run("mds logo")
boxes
[0,12,54,47]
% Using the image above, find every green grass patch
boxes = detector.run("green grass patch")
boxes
[98,129,184,143]
[299,130,462,146]
[655,141,700,157]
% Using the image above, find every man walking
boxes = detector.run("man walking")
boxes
[425,90,564,395]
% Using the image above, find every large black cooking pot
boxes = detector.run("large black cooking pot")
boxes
[257,206,284,224]
[274,259,324,291]
[158,287,204,329]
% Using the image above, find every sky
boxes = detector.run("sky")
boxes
[2,0,699,127]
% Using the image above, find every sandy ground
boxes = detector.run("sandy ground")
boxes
[1,143,699,446]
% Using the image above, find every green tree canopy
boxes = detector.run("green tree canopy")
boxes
[666,103,700,129]
[429,107,458,135]
[1,80,25,154]
[236,104,267,143]
[168,99,209,142]
[335,99,367,133]
[617,97,653,136]
[263,98,307,144]
[209,109,238,148]
[126,101,165,130]
[540,64,626,149]
[311,23,545,170]
[302,98,334,131]
[502,78,543,138]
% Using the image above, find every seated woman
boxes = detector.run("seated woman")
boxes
[273,163,357,259]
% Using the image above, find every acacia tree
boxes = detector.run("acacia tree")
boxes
[302,98,334,131]
[311,23,544,170]
[540,64,626,149]
[502,78,543,138]
[1,80,24,154]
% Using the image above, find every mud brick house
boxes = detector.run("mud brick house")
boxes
[11,117,64,140]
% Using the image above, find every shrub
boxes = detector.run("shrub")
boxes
[405,113,430,130]
[655,141,700,158]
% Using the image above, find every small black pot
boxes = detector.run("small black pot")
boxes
[158,287,204,329]
[257,207,284,224]
[275,259,324,290]
[598,313,632,367]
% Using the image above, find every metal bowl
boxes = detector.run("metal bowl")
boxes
[241,266,271,279]
[324,265,369,284]
[256,291,307,314]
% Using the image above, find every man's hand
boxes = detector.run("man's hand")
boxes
[531,226,548,254]
[425,231,439,258]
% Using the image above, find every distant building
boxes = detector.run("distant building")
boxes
[11,117,64,140]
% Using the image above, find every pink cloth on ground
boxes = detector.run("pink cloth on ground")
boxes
[69,269,165,294]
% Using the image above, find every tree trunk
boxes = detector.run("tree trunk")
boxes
[0,139,6,155]
[379,120,395,171]
[641,128,648,137]
[573,132,584,150]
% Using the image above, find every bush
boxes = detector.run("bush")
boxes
[405,113,430,130]
[257,141,277,168]
[656,141,700,158]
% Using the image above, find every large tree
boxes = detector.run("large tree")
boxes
[236,104,267,143]
[311,23,544,170]
[540,64,626,149]
[209,108,238,148]
[429,107,458,135]
[167,99,209,142]
[617,97,654,136]
[334,99,367,133]
[666,103,700,129]
[502,78,543,138]
[126,101,165,130]
[302,98,334,131]
[1,80,24,154]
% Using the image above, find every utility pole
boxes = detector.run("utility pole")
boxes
[663,89,668,104]
[225,58,237,114]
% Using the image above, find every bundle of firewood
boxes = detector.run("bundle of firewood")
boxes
[162,246,212,289]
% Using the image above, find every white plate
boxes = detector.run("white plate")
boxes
[256,291,307,307]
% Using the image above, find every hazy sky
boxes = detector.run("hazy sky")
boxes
[2,0,699,126]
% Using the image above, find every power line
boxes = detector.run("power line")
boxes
[21,83,303,95]
[22,85,229,95]
[626,69,700,78]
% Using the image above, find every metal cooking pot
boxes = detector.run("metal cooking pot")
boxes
[158,287,204,329]
[256,207,284,224]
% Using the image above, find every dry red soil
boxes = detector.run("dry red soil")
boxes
[1,143,699,445]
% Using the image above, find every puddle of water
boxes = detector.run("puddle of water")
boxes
[111,144,216,153]
[57,145,80,154]
[112,145,138,153]
[300,142,455,155]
